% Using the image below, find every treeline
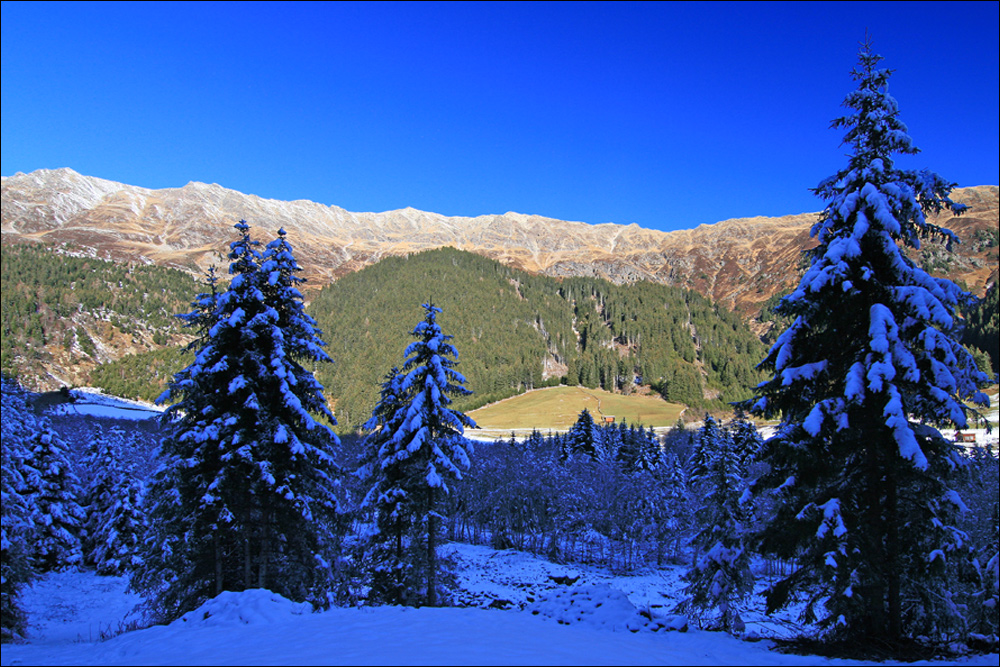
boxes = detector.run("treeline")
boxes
[964,282,999,377]
[0,243,199,376]
[308,247,766,427]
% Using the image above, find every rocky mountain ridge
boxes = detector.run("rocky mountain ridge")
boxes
[3,168,997,319]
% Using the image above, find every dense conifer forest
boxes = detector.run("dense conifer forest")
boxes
[4,242,993,431]
[7,244,765,421]
[309,247,766,427]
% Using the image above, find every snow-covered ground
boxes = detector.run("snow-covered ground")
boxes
[3,544,995,666]
[47,388,164,421]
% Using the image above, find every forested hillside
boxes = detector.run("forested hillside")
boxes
[8,240,990,430]
[87,247,764,424]
[0,243,199,383]
[964,282,1000,376]
[307,247,765,428]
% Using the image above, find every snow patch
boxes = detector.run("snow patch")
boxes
[176,589,312,628]
[527,584,662,633]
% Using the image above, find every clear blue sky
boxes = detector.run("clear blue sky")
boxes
[3,1,998,233]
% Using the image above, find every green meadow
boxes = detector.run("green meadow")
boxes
[467,385,685,437]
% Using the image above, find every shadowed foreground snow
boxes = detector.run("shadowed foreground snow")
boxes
[3,544,996,667]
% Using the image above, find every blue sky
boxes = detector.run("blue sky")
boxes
[2,1,998,233]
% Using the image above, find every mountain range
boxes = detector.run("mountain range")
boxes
[5,169,996,321]
[2,168,997,399]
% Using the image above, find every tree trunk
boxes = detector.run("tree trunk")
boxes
[426,487,438,607]
[258,509,270,590]
[864,431,886,638]
[215,533,224,595]
[885,463,901,639]
[244,537,253,590]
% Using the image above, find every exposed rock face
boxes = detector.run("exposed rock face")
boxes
[3,169,997,317]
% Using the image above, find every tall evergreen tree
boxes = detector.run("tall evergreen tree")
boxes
[81,425,120,564]
[133,222,342,621]
[358,366,416,604]
[25,421,85,572]
[362,304,476,606]
[662,451,692,563]
[728,417,763,471]
[745,40,991,641]
[1,376,35,641]
[680,415,753,633]
[82,426,148,576]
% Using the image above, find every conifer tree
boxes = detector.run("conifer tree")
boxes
[83,427,148,576]
[90,473,148,576]
[0,439,31,642]
[662,452,692,563]
[640,426,663,472]
[745,40,991,641]
[1,376,34,641]
[565,408,598,460]
[134,222,342,621]
[359,366,416,604]
[362,304,475,606]
[680,415,753,633]
[82,425,121,563]
[26,422,85,572]
[728,417,763,472]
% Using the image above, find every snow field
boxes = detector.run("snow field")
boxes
[4,542,996,666]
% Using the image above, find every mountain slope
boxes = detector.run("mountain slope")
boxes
[5,169,996,319]
[2,169,995,398]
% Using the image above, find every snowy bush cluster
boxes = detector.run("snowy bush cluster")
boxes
[528,583,657,633]
[435,413,742,573]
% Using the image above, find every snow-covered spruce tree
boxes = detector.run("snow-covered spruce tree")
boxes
[565,408,598,461]
[744,41,991,642]
[81,425,121,564]
[637,426,664,473]
[358,366,417,604]
[25,421,86,572]
[679,415,753,634]
[362,304,475,606]
[1,438,31,642]
[1,376,35,641]
[256,226,349,596]
[133,222,342,621]
[661,451,692,564]
[90,472,148,576]
[83,427,148,576]
[728,417,763,472]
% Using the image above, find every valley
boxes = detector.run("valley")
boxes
[2,169,997,427]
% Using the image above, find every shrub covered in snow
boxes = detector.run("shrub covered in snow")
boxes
[176,589,312,628]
